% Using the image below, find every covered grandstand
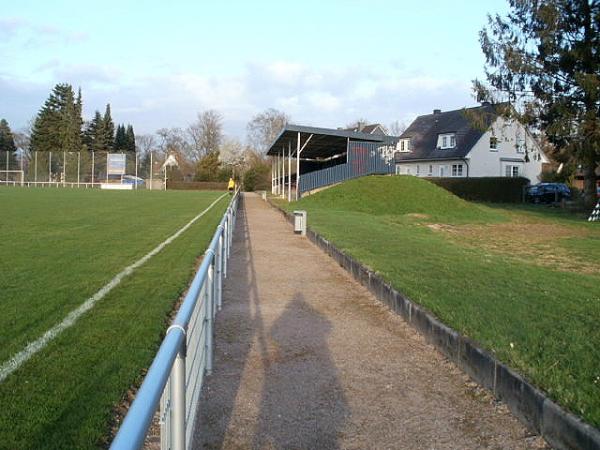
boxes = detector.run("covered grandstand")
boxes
[267,124,397,200]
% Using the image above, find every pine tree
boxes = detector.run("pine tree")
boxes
[29,83,83,153]
[477,0,600,207]
[60,87,82,153]
[0,119,17,153]
[114,124,126,151]
[0,119,18,169]
[85,111,107,153]
[103,104,115,152]
[125,125,136,152]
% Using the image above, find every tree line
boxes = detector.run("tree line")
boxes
[25,83,136,155]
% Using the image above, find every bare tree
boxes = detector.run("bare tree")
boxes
[136,134,156,156]
[246,108,289,153]
[156,127,191,157]
[187,110,223,161]
[388,120,407,136]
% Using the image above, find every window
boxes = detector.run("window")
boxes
[428,164,433,176]
[505,165,520,177]
[397,139,411,152]
[416,165,420,175]
[451,164,463,177]
[516,138,525,153]
[490,136,498,150]
[437,133,456,149]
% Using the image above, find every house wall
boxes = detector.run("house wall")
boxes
[395,160,467,178]
[467,117,547,182]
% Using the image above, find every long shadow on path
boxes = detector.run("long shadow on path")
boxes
[252,292,348,449]
[193,194,349,449]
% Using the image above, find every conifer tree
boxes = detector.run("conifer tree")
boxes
[29,83,83,153]
[85,111,107,153]
[103,104,115,152]
[126,125,136,152]
[0,119,17,153]
[114,124,127,151]
[477,0,600,206]
[0,119,18,168]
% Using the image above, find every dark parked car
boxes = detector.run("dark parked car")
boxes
[526,183,571,203]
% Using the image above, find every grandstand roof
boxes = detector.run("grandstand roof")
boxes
[266,124,388,160]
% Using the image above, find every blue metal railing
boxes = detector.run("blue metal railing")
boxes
[299,141,394,194]
[111,190,239,450]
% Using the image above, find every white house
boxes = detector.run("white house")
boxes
[394,103,548,182]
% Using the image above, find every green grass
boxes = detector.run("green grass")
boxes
[0,187,228,449]
[282,176,600,428]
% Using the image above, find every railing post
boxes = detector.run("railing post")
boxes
[206,259,214,375]
[217,234,223,310]
[223,220,228,278]
[172,350,186,450]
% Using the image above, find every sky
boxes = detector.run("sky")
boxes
[0,0,509,140]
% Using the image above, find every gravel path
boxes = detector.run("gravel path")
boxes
[193,193,548,449]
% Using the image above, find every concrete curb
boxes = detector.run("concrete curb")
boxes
[266,198,600,450]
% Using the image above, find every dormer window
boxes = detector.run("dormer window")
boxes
[438,133,456,149]
[397,138,411,152]
[490,136,498,150]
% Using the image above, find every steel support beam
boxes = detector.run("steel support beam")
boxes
[287,141,291,202]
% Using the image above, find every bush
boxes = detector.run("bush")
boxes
[242,153,270,192]
[427,177,530,203]
[166,181,227,191]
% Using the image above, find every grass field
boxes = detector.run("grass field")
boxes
[280,176,600,428]
[0,187,229,449]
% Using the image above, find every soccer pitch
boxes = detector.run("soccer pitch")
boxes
[0,187,229,449]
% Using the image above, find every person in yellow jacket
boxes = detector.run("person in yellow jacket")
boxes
[228,177,235,194]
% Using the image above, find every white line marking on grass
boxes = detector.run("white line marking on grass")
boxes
[0,193,228,383]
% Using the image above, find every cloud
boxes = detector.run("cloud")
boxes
[0,17,88,46]
[0,59,476,139]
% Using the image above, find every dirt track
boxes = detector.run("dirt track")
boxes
[193,193,548,449]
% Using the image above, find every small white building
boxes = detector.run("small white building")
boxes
[394,103,548,182]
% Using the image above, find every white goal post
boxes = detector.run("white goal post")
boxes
[0,170,24,186]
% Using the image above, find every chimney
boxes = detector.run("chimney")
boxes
[433,109,441,115]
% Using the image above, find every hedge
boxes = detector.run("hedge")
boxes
[166,181,227,191]
[427,177,530,203]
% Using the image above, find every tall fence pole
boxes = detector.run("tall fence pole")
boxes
[77,152,81,187]
[171,352,186,450]
[287,142,292,202]
[206,256,214,374]
[63,151,66,186]
[135,152,138,190]
[150,151,153,190]
[92,152,95,185]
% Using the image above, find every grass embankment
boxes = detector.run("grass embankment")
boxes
[0,188,228,449]
[281,176,600,428]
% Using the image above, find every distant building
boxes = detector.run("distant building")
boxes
[394,104,548,182]
[344,123,388,136]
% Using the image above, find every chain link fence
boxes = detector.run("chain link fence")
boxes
[0,151,167,189]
